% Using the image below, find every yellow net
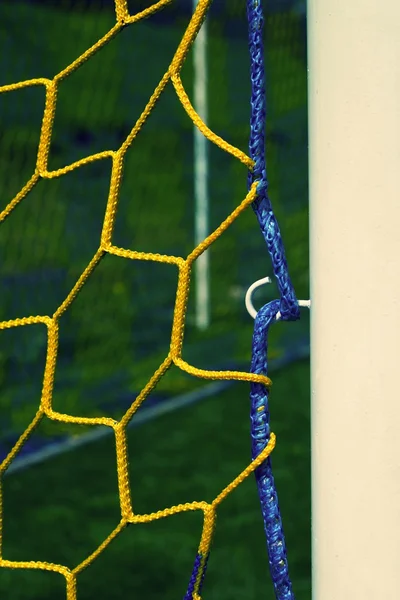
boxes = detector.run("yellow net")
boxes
[0,1,276,597]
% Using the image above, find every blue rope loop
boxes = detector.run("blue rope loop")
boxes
[247,1,298,598]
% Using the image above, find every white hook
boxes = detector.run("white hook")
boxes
[245,276,311,320]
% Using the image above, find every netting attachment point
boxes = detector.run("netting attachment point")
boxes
[245,276,311,320]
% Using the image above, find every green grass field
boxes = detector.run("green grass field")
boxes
[0,2,310,597]
[0,2,308,432]
[1,360,310,599]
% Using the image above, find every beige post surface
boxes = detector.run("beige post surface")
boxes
[308,1,400,598]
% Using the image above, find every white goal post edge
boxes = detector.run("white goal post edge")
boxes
[308,0,400,597]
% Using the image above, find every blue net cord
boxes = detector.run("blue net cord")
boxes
[184,1,300,597]
[247,1,299,599]
[184,552,209,599]
[247,0,299,321]
[250,303,296,600]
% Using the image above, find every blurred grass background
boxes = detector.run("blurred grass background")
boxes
[0,0,310,598]
[1,364,310,600]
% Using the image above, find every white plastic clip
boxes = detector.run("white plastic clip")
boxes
[245,276,311,320]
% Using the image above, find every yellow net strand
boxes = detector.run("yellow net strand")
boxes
[44,151,115,180]
[72,519,128,576]
[171,74,253,168]
[0,172,40,222]
[0,410,43,475]
[120,356,173,429]
[0,1,275,598]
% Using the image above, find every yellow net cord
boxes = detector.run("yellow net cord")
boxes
[0,1,276,597]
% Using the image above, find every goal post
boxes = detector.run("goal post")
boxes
[309,0,400,597]
[193,0,210,330]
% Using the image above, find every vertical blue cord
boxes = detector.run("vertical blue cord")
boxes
[247,0,299,322]
[184,2,301,597]
[247,1,299,599]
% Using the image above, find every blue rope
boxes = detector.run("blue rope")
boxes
[184,2,300,597]
[184,552,208,599]
[247,0,299,319]
[247,1,299,598]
